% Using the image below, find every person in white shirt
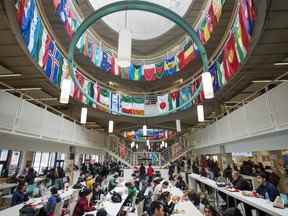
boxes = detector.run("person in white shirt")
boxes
[152,181,169,201]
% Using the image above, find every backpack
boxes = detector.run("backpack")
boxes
[111,192,122,203]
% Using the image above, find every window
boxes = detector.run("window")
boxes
[8,151,21,176]
[0,149,21,177]
[33,152,65,174]
[0,150,8,161]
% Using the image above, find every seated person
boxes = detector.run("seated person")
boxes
[231,171,252,191]
[11,184,29,206]
[46,187,61,216]
[96,208,108,216]
[186,190,203,210]
[223,207,243,216]
[153,181,169,201]
[203,205,218,216]
[175,176,187,191]
[108,174,118,191]
[73,188,95,216]
[278,175,288,207]
[85,175,94,191]
[256,172,279,201]
[150,201,165,216]
[92,183,104,201]
[158,191,176,216]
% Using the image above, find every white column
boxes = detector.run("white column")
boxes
[18,151,27,176]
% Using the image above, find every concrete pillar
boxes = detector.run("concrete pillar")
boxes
[18,150,27,176]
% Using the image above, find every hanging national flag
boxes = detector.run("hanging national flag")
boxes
[155,62,165,80]
[207,4,217,33]
[120,67,129,80]
[21,0,35,47]
[73,70,84,101]
[216,54,227,87]
[55,0,67,23]
[164,56,178,77]
[183,41,197,66]
[100,52,112,72]
[157,94,169,113]
[44,42,64,86]
[110,92,120,114]
[38,30,51,68]
[111,57,119,76]
[27,8,43,62]
[128,64,135,81]
[239,1,251,49]
[121,95,133,114]
[199,19,210,43]
[134,65,143,81]
[169,90,180,111]
[179,86,192,110]
[97,88,110,110]
[223,33,240,80]
[92,82,99,108]
[246,0,256,35]
[132,96,145,115]
[212,0,223,21]
[177,50,186,71]
[143,64,156,81]
[233,14,247,63]
[16,0,26,26]
[209,62,220,92]
[241,0,255,37]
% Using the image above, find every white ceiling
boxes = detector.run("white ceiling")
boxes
[89,0,194,40]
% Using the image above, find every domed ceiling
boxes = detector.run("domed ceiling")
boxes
[89,0,194,40]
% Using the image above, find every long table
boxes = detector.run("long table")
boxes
[84,181,129,216]
[189,173,288,216]
[0,177,46,192]
[0,188,77,216]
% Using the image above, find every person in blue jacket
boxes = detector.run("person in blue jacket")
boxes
[11,184,29,206]
[256,172,279,201]
[46,187,61,216]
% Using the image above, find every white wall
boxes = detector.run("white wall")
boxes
[189,82,288,154]
[0,91,106,153]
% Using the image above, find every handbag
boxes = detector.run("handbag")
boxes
[111,192,122,203]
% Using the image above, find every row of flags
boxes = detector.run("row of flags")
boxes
[124,129,176,141]
[15,0,256,117]
[52,0,226,81]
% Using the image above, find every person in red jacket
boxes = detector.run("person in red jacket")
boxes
[147,162,154,182]
[73,188,95,216]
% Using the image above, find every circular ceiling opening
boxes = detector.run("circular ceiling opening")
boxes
[89,0,194,40]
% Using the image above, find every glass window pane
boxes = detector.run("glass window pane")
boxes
[60,153,65,161]
[33,152,42,173]
[39,153,49,174]
[49,153,56,168]
[0,150,8,161]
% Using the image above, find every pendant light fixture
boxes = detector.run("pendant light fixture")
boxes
[108,120,114,133]
[60,78,72,104]
[176,119,181,132]
[143,125,147,137]
[197,105,205,122]
[164,142,168,148]
[80,107,87,124]
[202,72,214,99]
[131,141,135,148]
[117,11,131,67]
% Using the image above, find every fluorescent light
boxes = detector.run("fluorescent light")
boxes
[108,120,114,133]
[60,78,72,104]
[202,72,214,99]
[117,28,131,67]
[197,105,205,122]
[131,141,135,148]
[164,142,168,148]
[176,119,181,132]
[0,74,22,78]
[136,143,138,150]
[143,125,147,136]
[274,62,288,66]
[80,107,87,124]
[165,130,168,138]
[123,131,127,138]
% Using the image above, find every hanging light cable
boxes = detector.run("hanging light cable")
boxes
[202,72,214,99]
[108,120,114,133]
[80,107,87,124]
[60,78,72,104]
[117,10,131,67]
[197,105,205,122]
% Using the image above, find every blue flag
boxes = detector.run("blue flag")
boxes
[21,0,35,47]
[209,62,220,93]
[100,52,112,72]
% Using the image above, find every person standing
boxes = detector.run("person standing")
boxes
[150,201,165,216]
[73,188,95,216]
[147,163,154,182]
[46,187,61,216]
